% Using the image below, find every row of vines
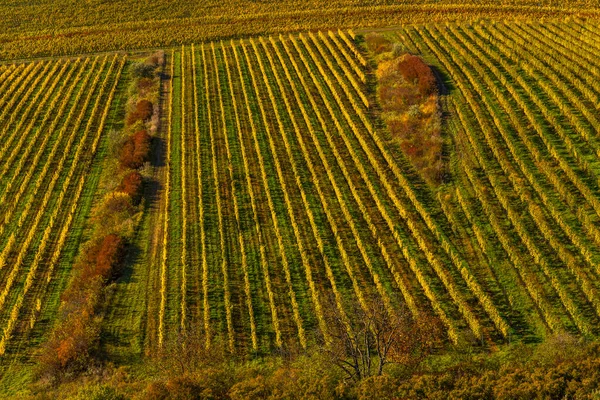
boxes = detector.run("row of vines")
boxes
[0,55,125,359]
[147,28,516,354]
[402,19,600,340]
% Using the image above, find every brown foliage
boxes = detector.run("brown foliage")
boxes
[119,138,136,169]
[94,234,126,280]
[96,190,135,218]
[365,32,393,55]
[38,311,100,376]
[397,54,437,96]
[133,129,151,157]
[68,234,126,295]
[38,235,125,378]
[145,376,207,400]
[126,99,153,126]
[376,53,444,185]
[118,171,143,205]
[94,193,136,238]
[147,50,165,67]
[119,129,151,169]
[137,77,155,98]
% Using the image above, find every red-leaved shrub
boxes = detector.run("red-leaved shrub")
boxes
[119,137,136,169]
[126,99,154,126]
[119,130,151,169]
[80,234,126,282]
[133,129,151,161]
[397,54,437,96]
[39,234,125,376]
[94,234,126,279]
[118,171,144,205]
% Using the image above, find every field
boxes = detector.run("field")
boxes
[2,6,600,396]
[0,55,126,362]
[100,18,600,360]
[408,19,600,340]
[3,0,600,60]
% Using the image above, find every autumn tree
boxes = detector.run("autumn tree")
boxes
[118,170,144,205]
[126,99,153,126]
[323,295,442,382]
[119,129,151,169]
[397,54,437,96]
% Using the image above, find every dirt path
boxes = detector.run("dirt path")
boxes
[100,57,171,361]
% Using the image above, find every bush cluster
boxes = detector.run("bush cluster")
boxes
[39,235,125,376]
[372,38,445,185]
[69,337,597,400]
[126,99,154,126]
[118,171,144,206]
[37,52,163,381]
[119,129,151,170]
[397,54,437,96]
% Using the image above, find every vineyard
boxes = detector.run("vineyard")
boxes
[2,1,600,60]
[402,18,600,340]
[0,54,126,362]
[99,18,600,358]
[1,11,600,397]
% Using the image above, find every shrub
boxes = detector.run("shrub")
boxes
[126,99,153,126]
[38,298,100,376]
[100,192,135,215]
[148,50,165,67]
[144,375,213,400]
[144,381,169,400]
[229,375,270,400]
[119,137,137,169]
[94,234,126,280]
[397,54,437,96]
[131,62,156,80]
[137,77,155,98]
[365,32,393,55]
[118,171,144,205]
[73,234,126,284]
[133,129,151,162]
[119,130,151,169]
[94,192,136,234]
[355,375,399,400]
[376,51,444,185]
[39,234,125,377]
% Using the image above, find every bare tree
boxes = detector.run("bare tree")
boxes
[323,294,442,382]
[155,325,224,376]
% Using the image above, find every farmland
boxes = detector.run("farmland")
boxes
[1,2,600,397]
[406,19,600,340]
[2,1,600,60]
[0,55,126,361]
[100,19,600,361]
